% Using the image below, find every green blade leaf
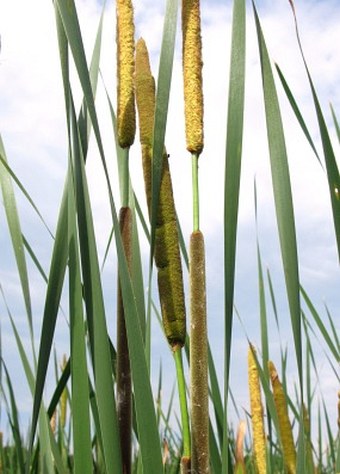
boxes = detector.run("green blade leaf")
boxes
[0,136,33,339]
[223,0,246,469]
[288,3,340,262]
[67,165,93,474]
[253,2,302,388]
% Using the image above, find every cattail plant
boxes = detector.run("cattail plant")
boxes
[182,0,208,472]
[116,1,136,473]
[268,361,296,474]
[248,345,267,473]
[135,37,190,471]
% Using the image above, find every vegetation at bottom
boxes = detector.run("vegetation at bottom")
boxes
[0,0,339,472]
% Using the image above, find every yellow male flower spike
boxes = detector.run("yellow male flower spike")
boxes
[182,0,204,155]
[135,38,155,147]
[136,38,186,346]
[116,0,136,148]
[248,345,267,474]
[268,361,296,474]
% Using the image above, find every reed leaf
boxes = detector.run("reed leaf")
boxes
[253,3,303,400]
[223,0,246,469]
[67,164,93,474]
[0,137,33,342]
[287,1,340,262]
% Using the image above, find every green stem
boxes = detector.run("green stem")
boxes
[192,153,199,231]
[122,147,130,207]
[174,345,191,460]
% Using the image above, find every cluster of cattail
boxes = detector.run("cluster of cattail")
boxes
[115,0,206,472]
[114,0,208,471]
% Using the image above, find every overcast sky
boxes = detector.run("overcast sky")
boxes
[0,0,339,443]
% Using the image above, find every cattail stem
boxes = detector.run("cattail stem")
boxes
[173,344,191,467]
[192,153,200,232]
[190,230,209,473]
[122,147,130,208]
[117,207,133,474]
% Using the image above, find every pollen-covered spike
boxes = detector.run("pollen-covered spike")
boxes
[182,0,204,155]
[136,39,186,348]
[135,38,155,147]
[248,345,267,474]
[116,0,136,148]
[268,361,296,474]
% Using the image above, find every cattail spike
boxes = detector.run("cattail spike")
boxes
[248,345,267,474]
[116,0,136,148]
[268,361,296,474]
[190,230,209,473]
[136,39,186,347]
[182,0,204,155]
[117,207,133,474]
[135,38,156,147]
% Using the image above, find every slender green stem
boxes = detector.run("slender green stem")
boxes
[192,153,200,231]
[174,345,191,460]
[122,147,130,207]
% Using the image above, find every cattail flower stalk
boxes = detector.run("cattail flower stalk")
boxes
[136,38,186,347]
[116,3,135,473]
[248,345,267,474]
[135,38,190,468]
[182,1,208,472]
[116,207,133,474]
[268,361,296,474]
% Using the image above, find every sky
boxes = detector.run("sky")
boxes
[0,0,339,447]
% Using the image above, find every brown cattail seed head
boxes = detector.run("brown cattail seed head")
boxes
[190,231,209,472]
[116,0,136,148]
[182,0,204,155]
